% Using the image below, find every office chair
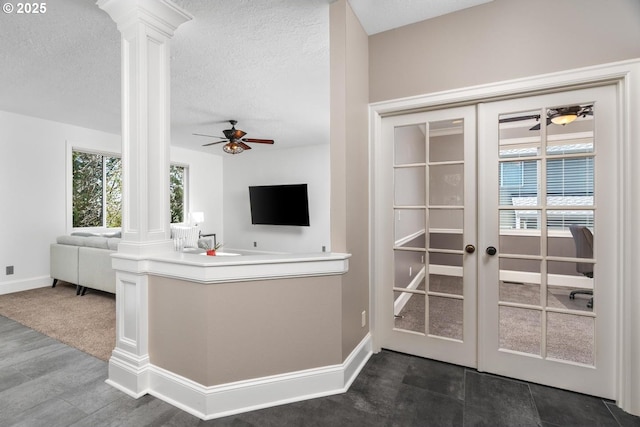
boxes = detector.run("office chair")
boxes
[569,225,594,308]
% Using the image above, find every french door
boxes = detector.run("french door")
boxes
[376,105,477,368]
[477,85,617,398]
[376,85,618,398]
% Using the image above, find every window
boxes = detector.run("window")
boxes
[169,165,186,224]
[72,151,122,228]
[72,150,187,228]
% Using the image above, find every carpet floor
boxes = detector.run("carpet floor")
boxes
[0,282,115,361]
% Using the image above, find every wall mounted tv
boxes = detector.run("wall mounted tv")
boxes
[249,184,310,226]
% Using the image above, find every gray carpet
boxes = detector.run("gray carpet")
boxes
[395,275,594,365]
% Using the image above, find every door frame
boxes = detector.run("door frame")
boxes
[369,58,640,416]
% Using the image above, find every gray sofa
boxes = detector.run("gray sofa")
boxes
[50,233,120,295]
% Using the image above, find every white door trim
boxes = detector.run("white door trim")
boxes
[369,58,640,416]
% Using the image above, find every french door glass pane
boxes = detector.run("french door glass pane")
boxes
[429,208,463,230]
[430,253,462,270]
[394,250,425,289]
[429,296,463,340]
[394,125,426,165]
[429,232,462,251]
[499,160,540,206]
[547,211,594,258]
[499,306,541,355]
[429,119,464,162]
[499,258,541,306]
[500,209,541,233]
[547,261,593,313]
[547,312,594,365]
[500,225,541,255]
[395,208,425,249]
[546,103,594,155]
[395,167,425,206]
[394,290,424,333]
[499,109,541,159]
[546,158,594,204]
[429,164,463,206]
[429,274,463,296]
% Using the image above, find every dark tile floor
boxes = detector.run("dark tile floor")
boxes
[1,314,639,426]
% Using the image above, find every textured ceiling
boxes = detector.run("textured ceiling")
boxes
[0,0,491,155]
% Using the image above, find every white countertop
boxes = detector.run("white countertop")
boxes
[111,250,351,283]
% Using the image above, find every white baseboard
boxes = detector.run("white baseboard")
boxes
[0,276,51,295]
[106,348,151,398]
[116,333,372,420]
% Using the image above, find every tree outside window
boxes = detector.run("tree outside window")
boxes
[169,165,185,224]
[72,150,186,228]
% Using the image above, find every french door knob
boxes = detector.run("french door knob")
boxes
[465,244,476,254]
[486,246,497,256]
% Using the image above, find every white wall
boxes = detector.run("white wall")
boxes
[222,144,330,253]
[0,110,223,294]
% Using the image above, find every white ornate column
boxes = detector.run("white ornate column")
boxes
[97,0,192,397]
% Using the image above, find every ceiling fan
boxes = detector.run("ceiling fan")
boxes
[193,120,275,154]
[498,105,593,131]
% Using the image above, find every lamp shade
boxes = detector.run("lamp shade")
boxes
[550,113,578,125]
[189,211,204,224]
[223,141,244,154]
[549,106,581,126]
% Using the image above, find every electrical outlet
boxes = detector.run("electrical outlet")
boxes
[6,266,14,275]
[322,246,326,252]
[253,241,257,247]
[361,310,367,327]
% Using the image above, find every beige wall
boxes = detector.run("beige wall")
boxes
[330,0,371,360]
[369,0,640,102]
[148,275,343,386]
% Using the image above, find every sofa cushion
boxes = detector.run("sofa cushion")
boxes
[71,231,99,237]
[107,238,121,250]
[84,236,110,249]
[57,235,88,246]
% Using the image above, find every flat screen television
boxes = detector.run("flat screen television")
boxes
[249,184,310,226]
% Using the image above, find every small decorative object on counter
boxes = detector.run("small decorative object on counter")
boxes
[203,240,223,256]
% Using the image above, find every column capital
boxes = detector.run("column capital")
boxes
[97,0,192,38]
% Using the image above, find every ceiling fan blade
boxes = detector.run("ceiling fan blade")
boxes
[242,138,275,144]
[498,114,540,124]
[193,133,226,139]
[529,118,552,131]
[202,140,228,147]
[223,129,247,140]
[238,142,252,150]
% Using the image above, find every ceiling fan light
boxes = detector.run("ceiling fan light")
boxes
[223,141,244,154]
[550,113,578,125]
